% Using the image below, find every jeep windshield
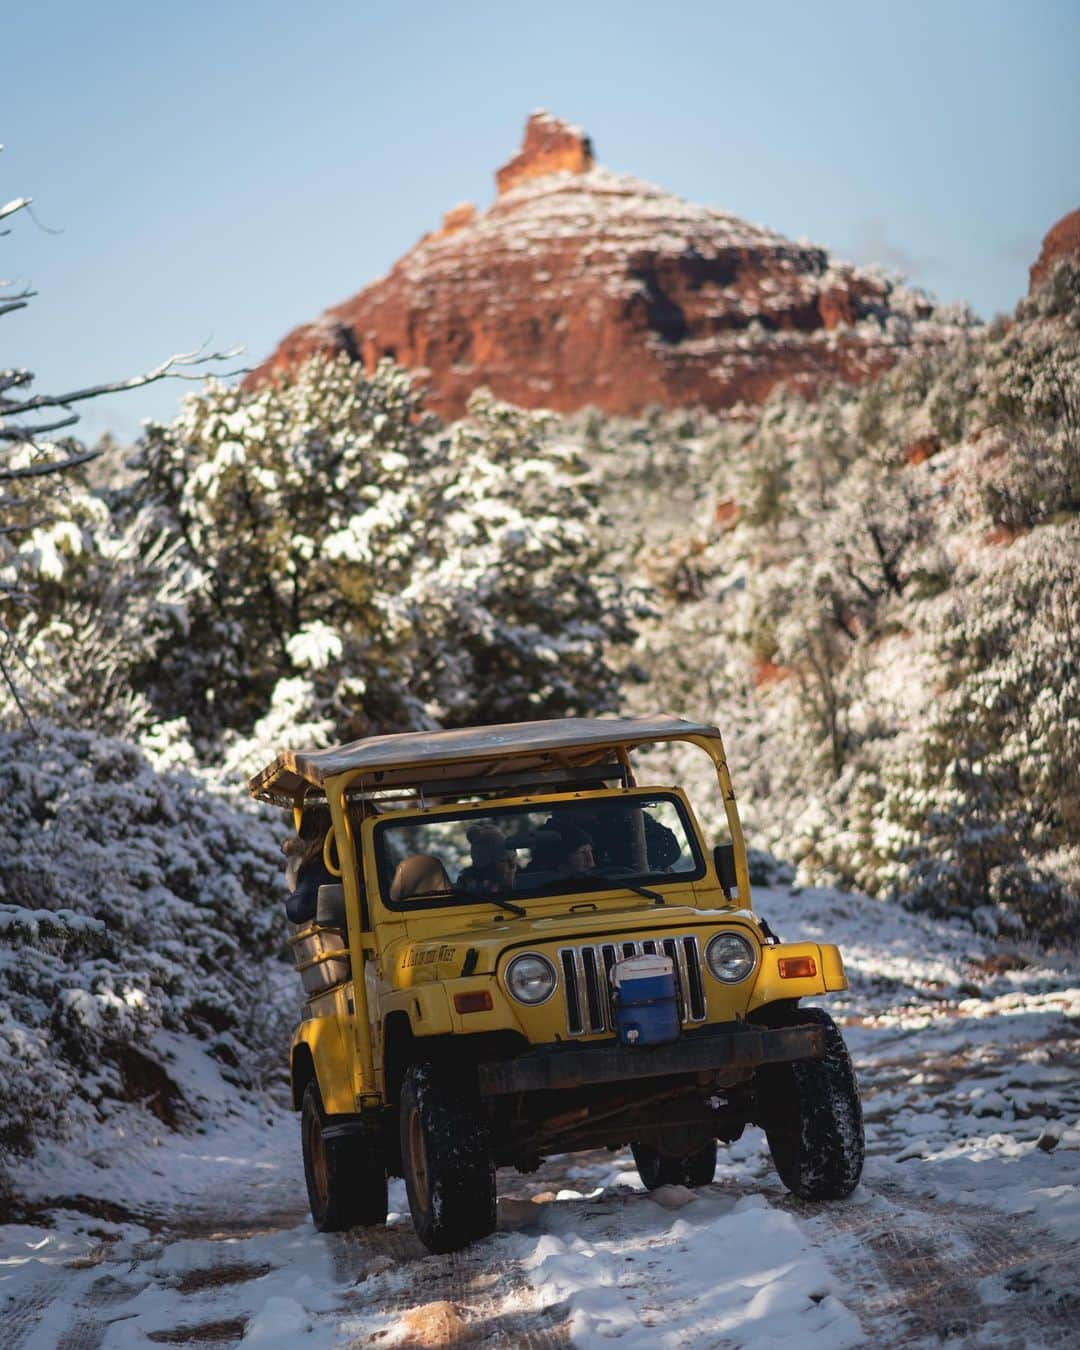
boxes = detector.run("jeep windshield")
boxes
[375,793,704,911]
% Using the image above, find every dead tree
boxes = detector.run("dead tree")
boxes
[1,161,241,723]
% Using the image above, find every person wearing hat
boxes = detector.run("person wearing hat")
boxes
[526,818,595,879]
[456,823,519,895]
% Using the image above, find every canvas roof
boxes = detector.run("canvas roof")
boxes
[248,714,720,805]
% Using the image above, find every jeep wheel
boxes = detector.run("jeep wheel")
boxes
[400,1064,496,1253]
[755,1006,864,1200]
[301,1081,387,1231]
[632,1136,717,1189]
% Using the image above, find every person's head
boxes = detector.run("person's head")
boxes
[532,820,594,877]
[562,839,595,875]
[466,824,517,887]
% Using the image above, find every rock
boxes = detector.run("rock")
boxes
[714,497,740,527]
[648,1183,697,1209]
[496,1196,543,1229]
[971,1090,1009,1118]
[398,1301,472,1345]
[902,433,941,465]
[496,109,594,195]
[437,202,477,236]
[1036,1123,1064,1152]
[1029,208,1080,294]
[248,112,972,419]
[752,659,793,688]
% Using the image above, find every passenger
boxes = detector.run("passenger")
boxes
[282,808,336,925]
[566,804,681,872]
[456,824,518,895]
[526,820,595,879]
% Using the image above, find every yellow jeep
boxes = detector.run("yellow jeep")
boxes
[250,714,864,1253]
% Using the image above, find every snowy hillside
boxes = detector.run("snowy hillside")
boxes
[0,725,290,1170]
[2,883,1075,1347]
[599,254,1080,942]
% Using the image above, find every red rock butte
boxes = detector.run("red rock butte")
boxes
[248,112,973,419]
[1029,208,1080,294]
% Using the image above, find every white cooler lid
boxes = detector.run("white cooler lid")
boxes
[611,954,674,986]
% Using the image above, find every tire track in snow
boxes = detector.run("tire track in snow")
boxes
[324,1221,571,1345]
[785,1180,1079,1347]
[9,1179,569,1348]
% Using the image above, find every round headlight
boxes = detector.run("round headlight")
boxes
[705,932,757,984]
[505,953,557,1005]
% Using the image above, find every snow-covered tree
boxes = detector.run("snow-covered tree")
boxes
[128,358,639,763]
[603,260,1079,939]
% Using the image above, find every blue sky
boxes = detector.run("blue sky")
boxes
[5,0,1078,440]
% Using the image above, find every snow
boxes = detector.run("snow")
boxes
[2,879,1075,1347]
[506,1189,862,1348]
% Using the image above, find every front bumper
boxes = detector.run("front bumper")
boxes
[477,1021,825,1096]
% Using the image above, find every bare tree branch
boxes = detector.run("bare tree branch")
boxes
[0,413,80,442]
[0,516,52,536]
[2,343,246,419]
[0,652,35,733]
[0,445,100,482]
[0,149,250,728]
[0,196,32,225]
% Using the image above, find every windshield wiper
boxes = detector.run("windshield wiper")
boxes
[455,887,526,918]
[570,872,667,906]
[613,880,666,906]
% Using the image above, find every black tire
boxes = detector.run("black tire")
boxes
[399,1063,496,1253]
[631,1137,718,1189]
[755,1006,864,1200]
[301,1080,388,1231]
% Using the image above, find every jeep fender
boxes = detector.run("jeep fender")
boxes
[380,985,454,1038]
[290,1016,354,1115]
[746,942,847,1013]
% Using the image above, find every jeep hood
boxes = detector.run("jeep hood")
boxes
[387,899,750,986]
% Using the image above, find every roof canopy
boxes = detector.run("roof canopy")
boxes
[249,714,721,806]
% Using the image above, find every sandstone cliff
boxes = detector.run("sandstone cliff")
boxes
[1029,208,1080,293]
[249,112,973,418]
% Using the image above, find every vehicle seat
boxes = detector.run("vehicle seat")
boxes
[315,883,347,932]
[390,854,453,901]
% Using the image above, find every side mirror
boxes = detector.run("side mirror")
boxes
[713,843,737,900]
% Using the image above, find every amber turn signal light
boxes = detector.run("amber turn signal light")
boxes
[454,990,494,1013]
[777,956,817,979]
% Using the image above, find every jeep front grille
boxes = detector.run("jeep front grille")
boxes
[557,936,707,1037]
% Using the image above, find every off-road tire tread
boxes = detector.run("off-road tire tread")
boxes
[756,1005,864,1200]
[301,1081,388,1232]
[631,1138,718,1189]
[400,1063,496,1254]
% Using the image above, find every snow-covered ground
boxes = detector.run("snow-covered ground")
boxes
[2,884,1077,1348]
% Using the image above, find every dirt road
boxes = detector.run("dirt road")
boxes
[4,884,1077,1347]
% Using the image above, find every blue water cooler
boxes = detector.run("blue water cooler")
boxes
[612,954,680,1046]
